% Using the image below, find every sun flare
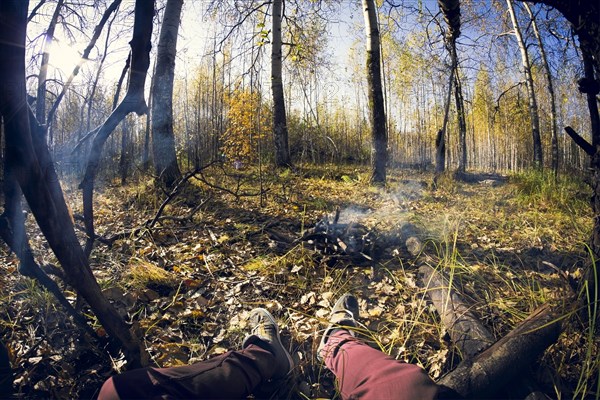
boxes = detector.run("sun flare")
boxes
[48,39,82,75]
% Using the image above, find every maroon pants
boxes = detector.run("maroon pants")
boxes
[98,331,439,400]
[322,330,439,399]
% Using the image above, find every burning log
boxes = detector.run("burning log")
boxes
[300,209,377,263]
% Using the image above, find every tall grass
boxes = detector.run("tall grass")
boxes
[571,246,600,399]
[510,170,589,214]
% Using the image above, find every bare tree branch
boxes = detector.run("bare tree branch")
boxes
[46,0,123,125]
[565,126,594,156]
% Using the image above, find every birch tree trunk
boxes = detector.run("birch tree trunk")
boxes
[436,0,461,176]
[271,0,291,167]
[455,68,467,173]
[152,0,183,187]
[362,0,387,184]
[524,3,558,176]
[506,0,543,169]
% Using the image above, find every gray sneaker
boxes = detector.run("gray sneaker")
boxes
[317,293,360,361]
[242,308,294,379]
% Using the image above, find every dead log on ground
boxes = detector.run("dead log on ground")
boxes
[418,265,495,358]
[437,302,566,398]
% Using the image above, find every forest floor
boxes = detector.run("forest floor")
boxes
[0,164,598,399]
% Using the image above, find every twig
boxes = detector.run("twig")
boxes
[85,166,212,246]
[494,80,525,113]
[194,168,268,199]
[148,165,212,229]
[46,0,123,125]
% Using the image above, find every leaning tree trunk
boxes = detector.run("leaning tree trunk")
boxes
[35,0,64,130]
[152,0,183,188]
[0,0,145,368]
[438,302,564,398]
[507,0,543,170]
[271,0,291,167]
[362,0,387,184]
[80,0,154,257]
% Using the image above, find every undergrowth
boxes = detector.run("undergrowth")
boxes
[509,170,590,215]
[0,164,597,399]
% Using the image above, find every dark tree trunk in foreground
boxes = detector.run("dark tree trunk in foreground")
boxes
[152,0,183,187]
[271,0,291,167]
[507,0,543,169]
[0,0,145,368]
[435,129,446,176]
[454,69,467,173]
[362,0,387,184]
[580,48,600,150]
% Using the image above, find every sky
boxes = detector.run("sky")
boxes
[28,0,562,116]
[34,0,361,105]
[33,0,440,95]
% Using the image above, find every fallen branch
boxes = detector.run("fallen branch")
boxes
[77,167,211,247]
[194,165,268,199]
[418,265,495,358]
[148,166,212,229]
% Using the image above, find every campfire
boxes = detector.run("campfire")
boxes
[300,208,376,264]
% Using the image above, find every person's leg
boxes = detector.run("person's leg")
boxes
[318,293,439,400]
[99,308,293,400]
[322,330,439,400]
[98,344,275,399]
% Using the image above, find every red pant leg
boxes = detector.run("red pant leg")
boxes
[322,330,439,400]
[98,344,275,399]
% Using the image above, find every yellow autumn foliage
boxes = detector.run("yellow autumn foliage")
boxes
[222,89,271,166]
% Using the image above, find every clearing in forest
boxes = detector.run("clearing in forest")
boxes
[0,165,596,399]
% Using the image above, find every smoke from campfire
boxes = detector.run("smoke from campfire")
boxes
[329,205,372,224]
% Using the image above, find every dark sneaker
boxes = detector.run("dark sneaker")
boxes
[317,293,360,361]
[242,308,293,379]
